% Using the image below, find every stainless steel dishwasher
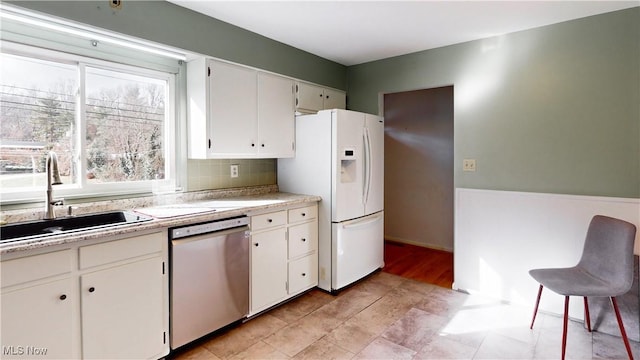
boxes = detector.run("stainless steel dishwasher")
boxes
[170,216,250,349]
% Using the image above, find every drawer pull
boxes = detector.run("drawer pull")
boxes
[254,243,259,247]
[301,238,306,242]
[59,294,67,301]
[88,287,95,293]
[302,273,306,277]
[267,219,273,223]
[301,213,306,217]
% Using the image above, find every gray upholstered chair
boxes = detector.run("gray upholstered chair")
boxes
[529,215,636,360]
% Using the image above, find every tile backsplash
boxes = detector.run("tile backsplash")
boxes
[187,159,277,191]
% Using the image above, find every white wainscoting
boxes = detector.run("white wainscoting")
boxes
[454,188,640,319]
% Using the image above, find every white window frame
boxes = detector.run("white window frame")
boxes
[0,41,177,203]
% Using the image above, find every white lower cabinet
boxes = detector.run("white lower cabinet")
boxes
[80,257,165,359]
[288,221,318,258]
[249,204,318,315]
[250,227,288,312]
[288,255,318,294]
[0,230,169,359]
[1,278,74,359]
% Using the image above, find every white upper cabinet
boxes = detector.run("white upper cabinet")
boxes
[187,58,294,159]
[323,87,347,110]
[257,72,295,158]
[295,82,346,114]
[208,60,258,157]
[295,82,324,113]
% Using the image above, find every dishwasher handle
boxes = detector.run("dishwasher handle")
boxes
[170,216,249,239]
[171,226,249,246]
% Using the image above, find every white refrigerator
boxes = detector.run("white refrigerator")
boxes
[278,109,384,292]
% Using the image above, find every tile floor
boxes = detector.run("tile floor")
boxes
[170,272,639,359]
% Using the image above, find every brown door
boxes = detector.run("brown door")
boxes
[383,86,454,251]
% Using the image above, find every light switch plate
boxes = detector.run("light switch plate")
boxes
[463,159,476,172]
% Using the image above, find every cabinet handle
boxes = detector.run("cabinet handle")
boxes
[301,238,306,242]
[208,139,211,148]
[88,287,95,293]
[302,273,306,277]
[254,243,259,247]
[251,143,255,147]
[267,219,273,223]
[301,213,306,217]
[326,95,330,99]
[261,144,265,147]
[59,294,67,300]
[319,94,323,97]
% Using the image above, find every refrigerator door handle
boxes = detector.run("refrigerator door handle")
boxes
[342,212,382,229]
[363,127,372,206]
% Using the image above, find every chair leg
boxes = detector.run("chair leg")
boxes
[562,296,570,360]
[530,284,543,329]
[611,297,634,360]
[584,296,592,332]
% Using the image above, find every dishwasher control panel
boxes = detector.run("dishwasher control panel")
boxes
[170,216,249,239]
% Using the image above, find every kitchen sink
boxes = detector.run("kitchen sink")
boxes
[0,211,153,243]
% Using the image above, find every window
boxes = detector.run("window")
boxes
[0,45,175,202]
[0,54,77,188]
[85,67,167,183]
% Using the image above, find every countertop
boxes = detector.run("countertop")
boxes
[0,191,321,255]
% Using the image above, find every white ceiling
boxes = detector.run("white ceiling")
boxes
[168,1,639,66]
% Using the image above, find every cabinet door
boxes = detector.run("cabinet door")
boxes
[208,60,258,157]
[186,57,209,159]
[295,82,324,113]
[323,88,346,110]
[1,279,74,359]
[257,72,295,158]
[81,257,164,359]
[250,228,287,312]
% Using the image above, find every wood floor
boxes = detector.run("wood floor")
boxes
[382,240,453,288]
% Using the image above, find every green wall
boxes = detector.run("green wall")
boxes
[8,3,639,198]
[8,1,347,90]
[347,7,640,198]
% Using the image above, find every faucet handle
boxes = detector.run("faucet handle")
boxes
[51,198,65,206]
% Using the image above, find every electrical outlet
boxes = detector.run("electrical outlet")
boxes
[230,164,239,178]
[463,159,476,172]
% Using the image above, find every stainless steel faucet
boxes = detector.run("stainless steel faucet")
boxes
[44,151,64,220]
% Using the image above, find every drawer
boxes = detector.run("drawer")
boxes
[288,205,317,223]
[1,250,72,288]
[288,255,318,294]
[251,211,287,231]
[79,231,163,269]
[288,221,318,259]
